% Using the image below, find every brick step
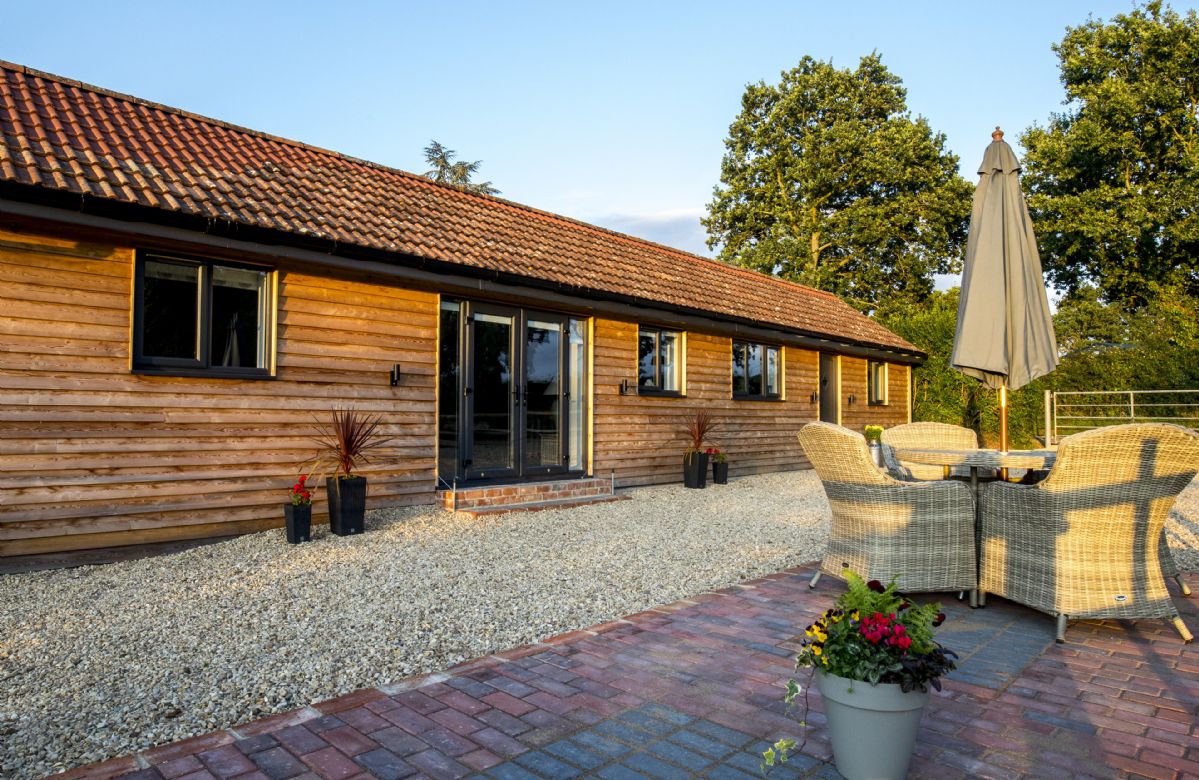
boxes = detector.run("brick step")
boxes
[448,493,631,518]
[437,477,614,512]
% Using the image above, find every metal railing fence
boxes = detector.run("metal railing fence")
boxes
[1045,389,1199,446]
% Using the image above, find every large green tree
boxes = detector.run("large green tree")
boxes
[703,54,972,311]
[1020,1,1199,306]
[423,140,500,195]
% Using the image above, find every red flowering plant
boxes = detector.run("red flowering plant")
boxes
[705,447,727,463]
[288,474,313,506]
[764,571,956,768]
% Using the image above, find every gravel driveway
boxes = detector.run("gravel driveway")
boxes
[2,471,1196,779]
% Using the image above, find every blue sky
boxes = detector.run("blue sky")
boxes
[3,1,1191,260]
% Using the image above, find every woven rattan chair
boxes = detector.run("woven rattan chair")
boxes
[798,422,977,598]
[978,423,1197,643]
[879,422,987,481]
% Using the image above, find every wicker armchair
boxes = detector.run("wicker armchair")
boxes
[879,422,986,481]
[978,423,1198,643]
[798,422,977,598]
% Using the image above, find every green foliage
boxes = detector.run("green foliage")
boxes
[1020,2,1199,306]
[422,140,500,195]
[863,424,884,443]
[1050,283,1199,393]
[703,54,972,312]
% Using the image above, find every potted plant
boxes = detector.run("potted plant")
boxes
[708,447,729,484]
[682,411,716,489]
[864,424,884,467]
[308,407,393,536]
[764,572,956,780]
[284,474,313,543]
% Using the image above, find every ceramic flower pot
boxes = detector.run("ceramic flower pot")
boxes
[682,451,709,489]
[284,504,312,543]
[326,476,367,535]
[815,671,929,780]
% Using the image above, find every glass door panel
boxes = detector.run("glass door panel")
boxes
[523,316,565,473]
[467,309,517,480]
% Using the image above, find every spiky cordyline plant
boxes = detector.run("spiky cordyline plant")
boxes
[307,407,394,480]
[683,410,717,452]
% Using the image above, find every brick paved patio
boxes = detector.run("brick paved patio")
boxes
[55,565,1198,780]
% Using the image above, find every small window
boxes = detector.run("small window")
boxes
[868,360,888,405]
[733,341,781,400]
[637,326,682,394]
[134,252,274,377]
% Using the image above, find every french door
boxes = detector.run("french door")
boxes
[440,301,584,483]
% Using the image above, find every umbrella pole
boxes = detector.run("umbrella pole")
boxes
[999,384,1009,481]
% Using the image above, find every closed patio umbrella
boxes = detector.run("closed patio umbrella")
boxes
[951,128,1058,451]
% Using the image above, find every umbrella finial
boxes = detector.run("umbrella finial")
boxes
[992,126,1004,141]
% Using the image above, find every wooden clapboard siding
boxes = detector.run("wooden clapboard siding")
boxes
[0,226,437,556]
[838,357,910,432]
[591,318,818,487]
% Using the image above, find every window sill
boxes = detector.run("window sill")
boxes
[732,395,784,402]
[637,388,685,398]
[868,401,889,407]
[133,368,276,381]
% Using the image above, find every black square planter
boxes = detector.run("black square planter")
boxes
[683,451,709,489]
[712,461,729,484]
[326,476,367,535]
[284,504,312,543]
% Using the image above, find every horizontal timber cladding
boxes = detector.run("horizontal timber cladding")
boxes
[837,356,910,432]
[0,225,438,556]
[588,320,785,487]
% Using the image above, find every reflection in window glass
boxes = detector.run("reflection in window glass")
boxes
[438,301,460,480]
[746,343,763,396]
[211,265,268,368]
[868,360,888,405]
[659,331,679,392]
[143,260,200,360]
[637,326,682,392]
[568,319,586,470]
[638,331,657,387]
[732,340,781,399]
[766,347,779,396]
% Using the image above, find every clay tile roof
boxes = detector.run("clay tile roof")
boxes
[0,60,918,355]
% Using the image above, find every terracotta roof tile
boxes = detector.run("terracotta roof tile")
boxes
[0,60,918,355]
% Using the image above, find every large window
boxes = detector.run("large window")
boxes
[638,326,682,394]
[133,252,274,377]
[868,360,889,405]
[733,341,781,399]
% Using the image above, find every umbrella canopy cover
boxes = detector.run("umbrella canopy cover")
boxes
[952,130,1058,391]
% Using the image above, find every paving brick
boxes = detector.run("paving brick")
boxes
[543,740,608,771]
[458,749,503,771]
[486,764,541,780]
[470,727,528,758]
[429,706,485,735]
[334,708,390,735]
[477,708,532,736]
[300,746,361,780]
[513,750,583,778]
[320,726,377,758]
[481,691,537,717]
[405,749,470,780]
[572,730,632,759]
[353,748,415,780]
[157,756,205,779]
[198,745,257,779]
[249,747,308,780]
[367,727,427,757]
[274,726,329,757]
[234,736,278,756]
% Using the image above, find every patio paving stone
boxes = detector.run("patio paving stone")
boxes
[63,564,1198,780]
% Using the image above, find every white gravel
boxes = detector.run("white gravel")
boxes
[2,471,1195,780]
[0,472,831,779]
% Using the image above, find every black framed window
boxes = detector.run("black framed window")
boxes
[733,341,781,400]
[868,360,889,405]
[637,326,682,394]
[133,252,274,378]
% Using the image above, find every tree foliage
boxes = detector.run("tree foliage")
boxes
[703,54,972,311]
[422,140,500,195]
[1020,1,1199,306]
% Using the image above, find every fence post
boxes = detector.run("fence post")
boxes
[1044,389,1053,446]
[1129,391,1136,423]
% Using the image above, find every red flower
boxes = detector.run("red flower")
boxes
[933,612,946,627]
[866,580,885,593]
